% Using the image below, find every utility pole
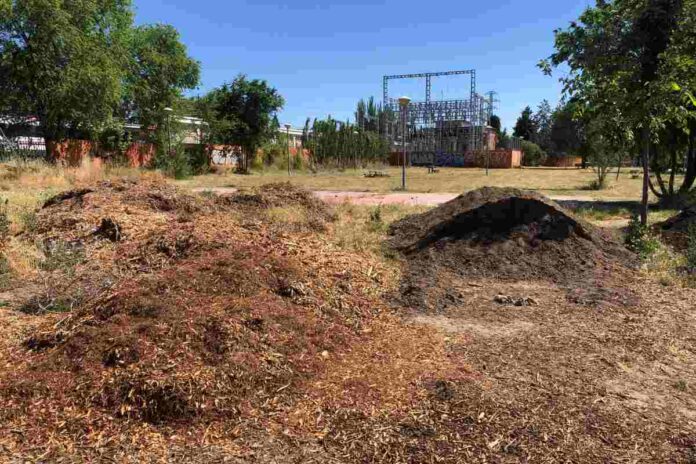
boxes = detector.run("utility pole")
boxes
[485,91,499,176]
[398,96,411,190]
[164,107,173,157]
[284,124,291,176]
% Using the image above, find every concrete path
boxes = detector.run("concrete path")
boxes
[192,187,608,207]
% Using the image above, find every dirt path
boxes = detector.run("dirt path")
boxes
[193,187,600,207]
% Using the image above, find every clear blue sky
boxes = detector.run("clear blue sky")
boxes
[134,0,591,131]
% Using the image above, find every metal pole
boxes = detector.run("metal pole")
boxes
[402,107,406,190]
[167,114,172,156]
[285,124,291,176]
[398,96,411,190]
[486,133,490,176]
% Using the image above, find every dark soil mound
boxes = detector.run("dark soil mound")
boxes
[657,206,695,250]
[389,187,637,311]
[659,206,696,232]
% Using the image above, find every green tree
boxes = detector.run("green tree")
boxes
[521,140,546,166]
[533,100,553,153]
[0,0,134,158]
[489,115,502,134]
[513,106,537,141]
[497,128,511,149]
[550,101,585,159]
[206,75,285,172]
[355,96,381,133]
[541,0,691,222]
[123,24,200,130]
[585,117,625,189]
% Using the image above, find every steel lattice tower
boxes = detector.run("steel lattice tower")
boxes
[382,69,496,166]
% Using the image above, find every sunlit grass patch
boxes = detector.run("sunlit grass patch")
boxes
[331,203,429,256]
[575,206,633,222]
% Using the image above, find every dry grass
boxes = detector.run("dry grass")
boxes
[1,166,696,461]
[0,158,148,283]
[330,203,429,256]
[177,166,671,201]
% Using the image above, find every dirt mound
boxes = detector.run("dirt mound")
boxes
[389,187,637,311]
[4,178,462,461]
[657,206,695,250]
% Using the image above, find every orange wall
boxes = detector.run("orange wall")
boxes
[123,142,155,167]
[49,140,94,167]
[49,139,156,168]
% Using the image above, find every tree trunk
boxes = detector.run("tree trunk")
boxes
[640,127,650,226]
[679,120,696,194]
[668,148,677,196]
[648,175,663,198]
[615,161,622,181]
[654,170,667,197]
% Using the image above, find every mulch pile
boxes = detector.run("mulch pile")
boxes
[2,181,695,462]
[388,187,638,312]
[0,178,467,462]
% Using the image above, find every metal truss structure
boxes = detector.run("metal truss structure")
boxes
[382,70,496,166]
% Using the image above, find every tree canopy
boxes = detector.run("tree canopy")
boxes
[533,100,553,152]
[513,106,537,141]
[0,0,200,159]
[206,75,284,171]
[124,24,200,129]
[541,0,696,215]
[0,0,134,145]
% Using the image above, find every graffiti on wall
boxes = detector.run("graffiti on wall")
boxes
[411,151,467,167]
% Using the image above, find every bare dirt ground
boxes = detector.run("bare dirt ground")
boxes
[0,181,694,462]
[193,187,599,207]
[386,187,696,462]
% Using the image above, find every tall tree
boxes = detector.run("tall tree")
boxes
[489,115,502,134]
[0,0,134,157]
[541,0,691,222]
[533,100,553,153]
[513,106,537,141]
[550,102,585,158]
[207,75,284,172]
[123,24,200,129]
[355,99,367,131]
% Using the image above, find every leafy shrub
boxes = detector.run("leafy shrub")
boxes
[624,215,661,259]
[185,145,210,175]
[250,152,265,171]
[263,143,285,166]
[521,140,547,167]
[586,179,607,191]
[292,151,305,171]
[167,148,192,179]
[153,141,192,180]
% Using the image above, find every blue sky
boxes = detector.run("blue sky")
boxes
[134,0,592,131]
